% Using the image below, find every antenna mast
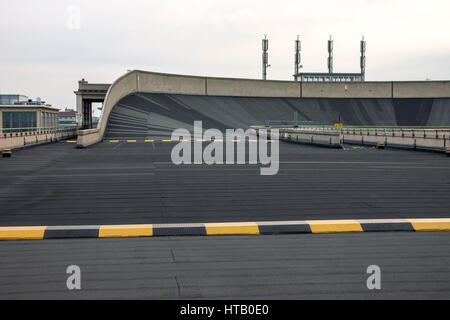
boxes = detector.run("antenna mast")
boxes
[262,35,270,80]
[327,35,334,74]
[360,35,366,81]
[294,35,302,81]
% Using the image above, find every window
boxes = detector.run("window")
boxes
[2,112,37,132]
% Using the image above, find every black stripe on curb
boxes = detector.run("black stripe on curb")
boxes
[360,222,415,232]
[44,226,100,239]
[258,223,311,235]
[153,225,207,236]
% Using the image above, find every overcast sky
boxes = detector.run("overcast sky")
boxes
[1,0,449,112]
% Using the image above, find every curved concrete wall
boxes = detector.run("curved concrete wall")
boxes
[90,71,207,146]
[137,72,206,95]
[104,93,450,139]
[77,70,450,147]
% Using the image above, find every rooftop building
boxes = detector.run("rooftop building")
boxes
[58,108,77,127]
[0,94,52,106]
[0,94,60,133]
[0,94,28,105]
[298,72,363,82]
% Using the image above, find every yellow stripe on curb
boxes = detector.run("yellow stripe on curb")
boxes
[407,218,450,231]
[306,220,363,233]
[98,224,153,238]
[161,139,172,142]
[204,222,259,235]
[127,140,136,143]
[0,226,46,240]
[109,140,119,143]
[66,140,77,143]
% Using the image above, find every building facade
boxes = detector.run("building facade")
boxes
[0,94,60,133]
[0,105,60,133]
[58,108,77,127]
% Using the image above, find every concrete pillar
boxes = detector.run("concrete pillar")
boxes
[82,101,85,128]
[88,101,92,128]
[37,111,41,132]
[76,94,83,116]
[82,100,93,129]
[82,100,87,129]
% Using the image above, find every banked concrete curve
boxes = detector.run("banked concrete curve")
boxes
[77,70,450,147]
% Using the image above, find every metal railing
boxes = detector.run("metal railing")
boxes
[1,127,77,137]
[0,126,77,133]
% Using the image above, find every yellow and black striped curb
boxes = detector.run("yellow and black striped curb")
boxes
[1,218,450,240]
[66,139,274,143]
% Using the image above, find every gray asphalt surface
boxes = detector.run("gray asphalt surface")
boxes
[1,140,450,226]
[0,232,449,299]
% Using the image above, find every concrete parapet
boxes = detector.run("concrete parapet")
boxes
[207,77,300,97]
[255,125,449,152]
[393,81,450,98]
[77,128,100,148]
[0,128,77,149]
[137,71,206,95]
[301,81,392,98]
[280,128,342,147]
[343,128,449,152]
[253,126,342,148]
